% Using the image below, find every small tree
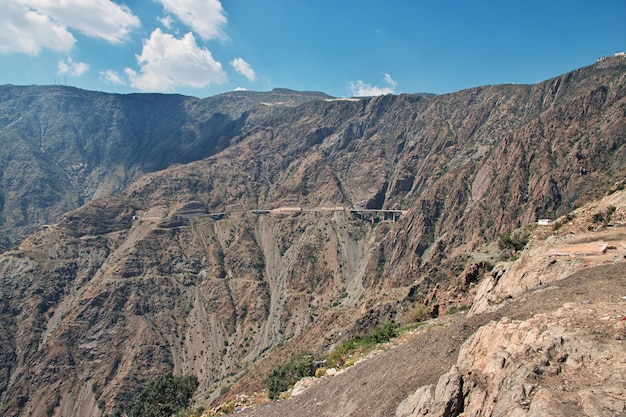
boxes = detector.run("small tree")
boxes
[266,354,318,400]
[110,374,198,417]
[498,230,529,253]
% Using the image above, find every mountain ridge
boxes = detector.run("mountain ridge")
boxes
[0,85,331,249]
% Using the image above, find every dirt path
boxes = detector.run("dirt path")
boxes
[237,262,626,417]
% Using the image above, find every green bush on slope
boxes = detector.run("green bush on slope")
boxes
[108,374,198,417]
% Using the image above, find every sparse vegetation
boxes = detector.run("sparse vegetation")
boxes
[498,229,529,259]
[591,205,616,226]
[108,374,198,417]
[396,321,427,333]
[326,322,397,368]
[498,230,529,252]
[266,354,320,400]
[266,322,399,400]
[552,213,576,231]
[175,406,205,417]
[447,305,469,315]
[592,212,605,223]
[401,303,431,324]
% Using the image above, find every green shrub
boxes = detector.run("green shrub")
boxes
[266,323,400,400]
[592,212,605,223]
[174,407,205,417]
[361,322,397,345]
[266,354,319,400]
[109,374,198,417]
[402,303,430,324]
[498,230,529,252]
[592,206,616,225]
[552,213,575,231]
[326,322,397,368]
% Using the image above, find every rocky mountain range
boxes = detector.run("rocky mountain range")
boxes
[0,85,330,249]
[0,55,625,416]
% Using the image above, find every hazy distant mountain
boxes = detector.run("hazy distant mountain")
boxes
[0,86,331,249]
[0,56,625,416]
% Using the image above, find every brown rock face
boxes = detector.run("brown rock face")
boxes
[0,57,626,416]
[397,299,626,417]
[395,192,626,417]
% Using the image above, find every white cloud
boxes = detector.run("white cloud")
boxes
[384,73,397,88]
[230,57,256,82]
[57,57,89,76]
[157,0,227,41]
[0,0,139,55]
[349,73,397,97]
[159,15,175,30]
[233,86,247,91]
[0,1,75,55]
[125,29,227,92]
[26,0,140,43]
[100,69,125,85]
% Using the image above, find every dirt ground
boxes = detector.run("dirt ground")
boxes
[235,261,626,417]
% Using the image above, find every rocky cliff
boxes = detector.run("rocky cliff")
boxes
[0,56,625,416]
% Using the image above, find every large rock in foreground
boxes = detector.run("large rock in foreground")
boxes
[397,272,626,417]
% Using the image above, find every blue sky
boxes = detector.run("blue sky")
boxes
[1,0,625,98]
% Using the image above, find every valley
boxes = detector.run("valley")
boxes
[0,55,625,416]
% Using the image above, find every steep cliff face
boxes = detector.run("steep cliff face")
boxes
[0,57,625,416]
[376,58,626,290]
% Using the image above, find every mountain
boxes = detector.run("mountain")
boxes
[0,86,331,249]
[0,55,625,416]
[231,189,626,417]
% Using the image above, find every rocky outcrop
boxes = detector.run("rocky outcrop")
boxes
[396,302,626,417]
[395,191,626,417]
[470,189,626,316]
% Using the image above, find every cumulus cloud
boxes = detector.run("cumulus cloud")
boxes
[0,0,139,55]
[57,57,89,76]
[26,0,140,43]
[349,73,397,97]
[230,57,256,82]
[100,69,125,85]
[125,29,227,92]
[157,0,227,41]
[0,1,75,55]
